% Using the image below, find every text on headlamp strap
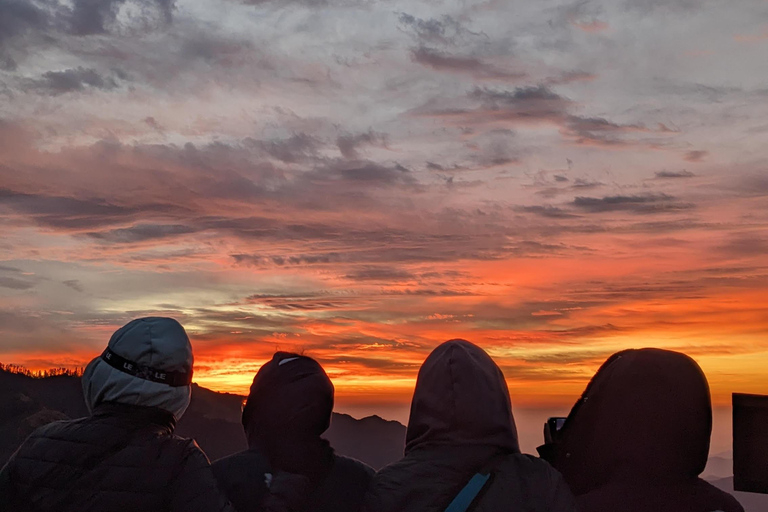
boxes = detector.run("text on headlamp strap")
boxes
[101,347,192,387]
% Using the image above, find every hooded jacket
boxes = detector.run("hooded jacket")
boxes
[364,339,577,512]
[542,348,744,512]
[212,352,374,512]
[0,317,234,512]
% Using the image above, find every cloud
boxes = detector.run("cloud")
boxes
[0,276,34,290]
[410,47,526,81]
[62,279,84,292]
[86,223,198,243]
[397,13,477,47]
[68,0,174,36]
[655,170,695,179]
[344,266,415,282]
[0,188,143,230]
[517,205,580,219]
[29,67,122,95]
[684,150,709,163]
[573,193,694,214]
[336,130,388,159]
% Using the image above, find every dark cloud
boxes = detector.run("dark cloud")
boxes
[684,150,708,163]
[564,115,647,146]
[244,133,319,163]
[397,13,477,47]
[86,224,198,243]
[573,193,694,214]
[517,205,580,219]
[29,67,121,95]
[655,170,695,179]
[336,130,388,159]
[62,279,83,292]
[0,188,142,230]
[410,47,526,80]
[345,266,415,282]
[0,276,34,290]
[68,0,174,36]
[572,177,604,189]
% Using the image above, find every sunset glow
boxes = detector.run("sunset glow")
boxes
[1,0,767,419]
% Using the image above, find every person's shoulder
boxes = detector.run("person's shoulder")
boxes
[211,449,270,479]
[333,454,376,479]
[694,478,745,512]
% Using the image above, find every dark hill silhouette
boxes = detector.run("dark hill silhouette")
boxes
[0,367,405,469]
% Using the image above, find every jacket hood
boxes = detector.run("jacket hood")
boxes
[554,348,712,494]
[82,317,193,421]
[242,352,334,442]
[405,339,519,454]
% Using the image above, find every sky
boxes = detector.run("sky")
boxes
[1,0,767,422]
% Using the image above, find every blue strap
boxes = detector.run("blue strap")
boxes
[443,472,491,512]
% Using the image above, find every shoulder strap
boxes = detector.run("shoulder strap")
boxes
[443,473,491,512]
[442,451,509,512]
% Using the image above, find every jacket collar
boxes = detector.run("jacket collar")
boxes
[92,401,177,433]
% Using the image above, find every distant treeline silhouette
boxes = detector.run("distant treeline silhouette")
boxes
[0,362,84,378]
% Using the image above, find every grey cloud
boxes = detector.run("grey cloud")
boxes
[518,205,580,219]
[336,130,388,159]
[410,47,525,81]
[684,151,708,163]
[30,67,121,95]
[68,0,174,36]
[0,264,22,273]
[655,170,695,179]
[86,224,198,243]
[344,266,415,282]
[62,279,83,292]
[573,193,694,214]
[0,188,141,230]
[397,13,477,47]
[244,133,319,163]
[564,115,646,146]
[0,276,34,290]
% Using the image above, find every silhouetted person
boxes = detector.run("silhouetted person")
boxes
[0,317,235,512]
[538,348,744,512]
[364,339,577,512]
[212,352,374,512]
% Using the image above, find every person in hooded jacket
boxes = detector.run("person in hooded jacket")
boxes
[364,339,577,512]
[538,348,744,512]
[212,352,374,512]
[0,316,238,512]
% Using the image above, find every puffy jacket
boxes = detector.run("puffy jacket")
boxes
[213,449,374,512]
[364,339,577,512]
[213,352,374,512]
[540,348,744,512]
[0,402,234,512]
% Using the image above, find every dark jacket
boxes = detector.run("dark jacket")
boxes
[541,348,744,512]
[212,449,374,512]
[0,402,234,512]
[364,339,577,512]
[213,352,374,512]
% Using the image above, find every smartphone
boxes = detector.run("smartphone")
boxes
[543,416,567,444]
[733,393,768,494]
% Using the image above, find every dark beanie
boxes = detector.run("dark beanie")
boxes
[242,352,334,443]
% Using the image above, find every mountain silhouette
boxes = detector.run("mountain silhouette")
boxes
[0,366,405,469]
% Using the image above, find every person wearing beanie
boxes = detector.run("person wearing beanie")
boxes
[212,352,374,512]
[0,317,236,512]
[363,339,576,512]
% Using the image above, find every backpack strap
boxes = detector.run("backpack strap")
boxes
[442,451,509,512]
[443,472,492,512]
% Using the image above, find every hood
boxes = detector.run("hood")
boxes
[405,339,519,454]
[242,352,334,443]
[554,348,712,494]
[241,352,335,480]
[82,317,193,421]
